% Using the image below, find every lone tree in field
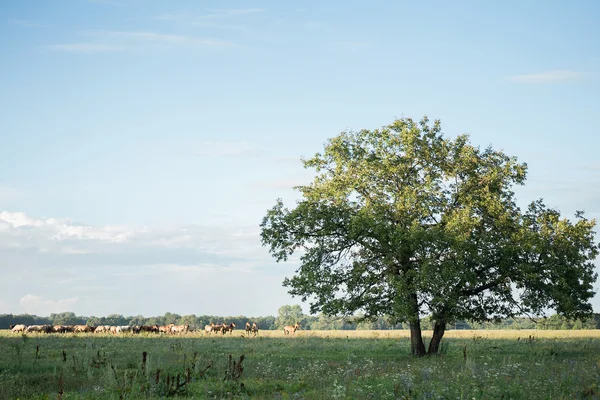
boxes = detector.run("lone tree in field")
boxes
[260,117,599,356]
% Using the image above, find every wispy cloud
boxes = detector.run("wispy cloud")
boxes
[46,43,126,53]
[0,210,266,263]
[508,70,584,84]
[154,8,264,30]
[585,164,600,171]
[20,294,78,315]
[100,31,234,47]
[198,8,266,20]
[88,0,127,5]
[156,12,241,29]
[46,30,235,54]
[8,18,52,28]
[0,210,297,316]
[330,40,370,50]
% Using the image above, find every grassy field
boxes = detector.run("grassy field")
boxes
[0,329,599,399]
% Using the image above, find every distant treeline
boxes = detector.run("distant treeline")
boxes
[1,310,599,331]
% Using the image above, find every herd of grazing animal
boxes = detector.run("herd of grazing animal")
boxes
[7,321,291,336]
[8,321,302,336]
[8,323,192,335]
[203,322,239,334]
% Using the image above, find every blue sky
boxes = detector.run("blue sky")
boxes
[1,0,599,317]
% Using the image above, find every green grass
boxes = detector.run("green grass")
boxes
[0,330,599,399]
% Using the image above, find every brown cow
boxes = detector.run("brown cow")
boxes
[283,322,300,335]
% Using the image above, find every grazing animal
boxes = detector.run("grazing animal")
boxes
[94,325,110,334]
[170,324,190,334]
[11,324,26,333]
[52,325,67,333]
[252,322,259,336]
[159,324,174,334]
[283,322,300,335]
[212,323,225,334]
[222,323,236,334]
[118,326,132,333]
[139,325,159,333]
[245,322,252,335]
[205,322,215,334]
[26,325,52,333]
[74,325,94,333]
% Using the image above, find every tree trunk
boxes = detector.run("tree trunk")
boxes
[427,320,446,355]
[408,293,426,356]
[409,320,426,356]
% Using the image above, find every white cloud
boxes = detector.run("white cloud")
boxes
[98,31,235,47]
[47,31,235,54]
[154,8,264,31]
[88,0,127,5]
[199,8,266,19]
[0,210,297,316]
[46,43,126,53]
[508,70,584,84]
[0,210,267,263]
[8,19,52,28]
[581,163,600,172]
[0,211,45,227]
[161,263,220,275]
[0,211,139,243]
[330,40,370,49]
[19,294,78,315]
[156,8,264,22]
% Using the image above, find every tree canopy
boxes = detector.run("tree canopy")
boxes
[275,304,305,329]
[260,116,599,356]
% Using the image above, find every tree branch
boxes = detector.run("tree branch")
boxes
[461,279,502,296]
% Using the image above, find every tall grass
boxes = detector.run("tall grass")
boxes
[0,330,598,399]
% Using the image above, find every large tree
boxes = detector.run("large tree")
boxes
[275,304,305,329]
[260,117,599,356]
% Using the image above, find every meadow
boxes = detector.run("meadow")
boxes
[0,329,599,399]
